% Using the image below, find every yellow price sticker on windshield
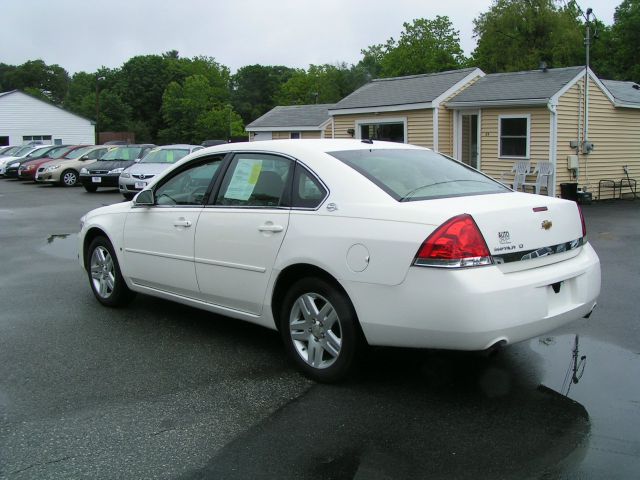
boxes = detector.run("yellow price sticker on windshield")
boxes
[248,163,262,184]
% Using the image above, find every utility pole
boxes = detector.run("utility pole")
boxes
[95,76,106,144]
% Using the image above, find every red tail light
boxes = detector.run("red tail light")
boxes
[414,214,493,268]
[577,205,587,238]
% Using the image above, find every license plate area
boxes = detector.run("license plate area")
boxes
[546,278,575,315]
[135,181,147,189]
[92,177,102,183]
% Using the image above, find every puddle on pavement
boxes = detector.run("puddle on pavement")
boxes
[40,234,78,259]
[187,335,639,479]
[531,334,640,478]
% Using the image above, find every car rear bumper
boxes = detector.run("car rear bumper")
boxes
[347,242,601,350]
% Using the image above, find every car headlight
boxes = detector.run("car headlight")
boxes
[46,165,61,172]
[109,168,125,174]
[26,165,35,170]
[10,162,19,167]
[80,167,89,174]
[120,172,130,178]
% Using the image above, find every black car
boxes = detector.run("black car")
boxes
[4,145,70,178]
[79,144,155,192]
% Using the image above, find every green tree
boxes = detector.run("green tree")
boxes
[3,60,69,104]
[231,65,296,123]
[472,0,586,73]
[359,17,467,78]
[113,53,231,141]
[159,74,243,144]
[276,63,367,105]
[608,0,640,81]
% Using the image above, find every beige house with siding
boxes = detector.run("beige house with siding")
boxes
[251,67,639,200]
[246,104,334,141]
[327,68,484,153]
[445,66,640,198]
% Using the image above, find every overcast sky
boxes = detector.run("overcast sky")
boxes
[1,0,618,75]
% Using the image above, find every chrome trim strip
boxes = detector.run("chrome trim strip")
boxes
[493,237,585,264]
[124,248,192,262]
[193,257,266,273]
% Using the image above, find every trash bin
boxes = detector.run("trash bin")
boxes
[560,182,578,201]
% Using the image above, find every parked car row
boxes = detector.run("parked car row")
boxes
[1,143,203,199]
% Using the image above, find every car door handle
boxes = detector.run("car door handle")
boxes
[258,224,284,233]
[174,219,192,228]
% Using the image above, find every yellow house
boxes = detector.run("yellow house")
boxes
[250,67,639,199]
[246,104,334,141]
[445,66,640,198]
[327,68,484,152]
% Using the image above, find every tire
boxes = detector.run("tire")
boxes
[60,169,78,187]
[279,277,362,382]
[84,184,98,193]
[86,236,135,307]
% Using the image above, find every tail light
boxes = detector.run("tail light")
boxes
[414,214,493,268]
[577,204,587,238]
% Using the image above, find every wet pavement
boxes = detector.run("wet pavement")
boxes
[0,179,638,479]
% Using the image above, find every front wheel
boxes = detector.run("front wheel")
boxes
[279,277,362,382]
[60,169,78,187]
[86,236,135,307]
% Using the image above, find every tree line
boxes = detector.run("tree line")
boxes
[0,0,637,144]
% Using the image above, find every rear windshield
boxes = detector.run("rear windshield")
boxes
[99,146,143,161]
[329,148,508,201]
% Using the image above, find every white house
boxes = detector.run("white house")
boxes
[0,90,95,146]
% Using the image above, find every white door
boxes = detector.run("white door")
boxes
[194,153,293,315]
[122,158,223,296]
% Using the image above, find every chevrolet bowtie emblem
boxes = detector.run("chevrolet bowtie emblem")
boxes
[541,220,553,230]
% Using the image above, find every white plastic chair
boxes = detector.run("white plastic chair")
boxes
[500,160,532,191]
[522,161,554,195]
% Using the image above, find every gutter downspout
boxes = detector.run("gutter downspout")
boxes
[547,100,558,197]
[432,104,439,151]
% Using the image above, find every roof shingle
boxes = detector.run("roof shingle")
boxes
[246,104,333,129]
[447,66,585,106]
[331,68,479,110]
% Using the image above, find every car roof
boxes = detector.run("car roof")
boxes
[199,139,426,157]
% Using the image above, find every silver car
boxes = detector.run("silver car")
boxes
[118,144,202,199]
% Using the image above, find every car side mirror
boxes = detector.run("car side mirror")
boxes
[134,189,154,206]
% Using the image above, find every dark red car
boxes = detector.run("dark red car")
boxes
[18,145,84,181]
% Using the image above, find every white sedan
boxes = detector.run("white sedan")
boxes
[78,140,600,382]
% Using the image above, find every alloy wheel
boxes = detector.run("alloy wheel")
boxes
[90,246,115,299]
[289,292,342,369]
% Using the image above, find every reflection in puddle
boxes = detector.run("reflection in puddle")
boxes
[533,335,640,478]
[189,346,592,479]
[40,234,77,259]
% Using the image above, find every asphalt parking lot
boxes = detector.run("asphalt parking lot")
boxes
[0,179,638,479]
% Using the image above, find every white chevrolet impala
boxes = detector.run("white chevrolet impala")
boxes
[79,140,600,382]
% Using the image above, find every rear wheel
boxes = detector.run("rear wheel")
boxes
[60,169,78,187]
[279,277,362,382]
[86,236,135,307]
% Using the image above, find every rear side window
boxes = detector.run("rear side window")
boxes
[329,148,507,201]
[291,165,327,209]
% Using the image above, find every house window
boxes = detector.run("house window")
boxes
[23,135,52,143]
[290,132,301,139]
[356,119,407,143]
[499,116,529,158]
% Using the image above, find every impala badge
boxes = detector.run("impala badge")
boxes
[541,220,553,230]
